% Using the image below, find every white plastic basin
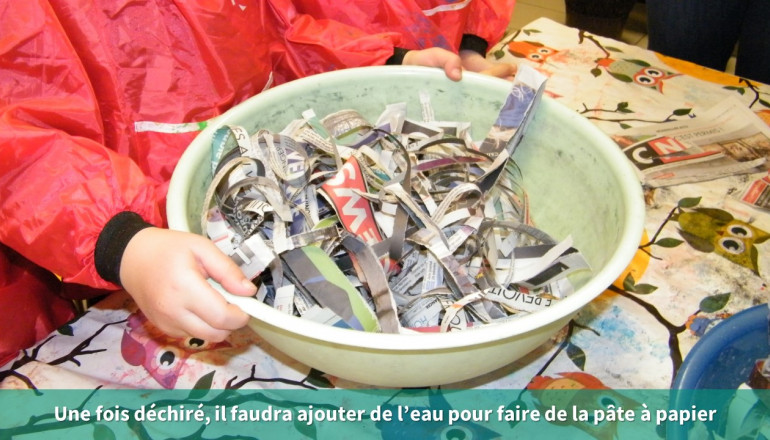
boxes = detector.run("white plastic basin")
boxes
[167,66,645,387]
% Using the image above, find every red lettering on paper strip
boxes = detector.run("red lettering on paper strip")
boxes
[321,157,384,245]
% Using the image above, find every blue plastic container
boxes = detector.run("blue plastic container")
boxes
[669,303,769,439]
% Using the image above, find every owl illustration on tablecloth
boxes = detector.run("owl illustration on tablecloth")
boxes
[686,312,732,337]
[508,40,559,63]
[527,372,640,440]
[596,57,679,92]
[121,312,230,388]
[676,207,770,275]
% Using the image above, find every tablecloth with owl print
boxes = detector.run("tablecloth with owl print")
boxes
[2,19,769,435]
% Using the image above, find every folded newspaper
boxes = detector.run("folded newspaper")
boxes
[201,66,590,333]
[611,97,770,188]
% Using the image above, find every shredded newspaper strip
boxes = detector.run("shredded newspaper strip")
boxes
[201,66,590,333]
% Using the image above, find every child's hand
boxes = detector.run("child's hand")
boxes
[402,47,464,81]
[460,50,517,81]
[402,47,517,82]
[119,227,256,342]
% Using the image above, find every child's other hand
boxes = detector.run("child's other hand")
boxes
[402,47,464,81]
[402,47,517,82]
[460,50,517,81]
[119,228,256,342]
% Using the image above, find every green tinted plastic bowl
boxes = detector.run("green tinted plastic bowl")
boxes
[167,66,644,387]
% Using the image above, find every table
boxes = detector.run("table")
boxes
[2,17,769,394]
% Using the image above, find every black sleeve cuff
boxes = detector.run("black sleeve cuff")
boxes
[386,47,410,65]
[460,34,489,56]
[94,211,154,286]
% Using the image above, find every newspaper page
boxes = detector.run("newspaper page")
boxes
[611,97,770,187]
